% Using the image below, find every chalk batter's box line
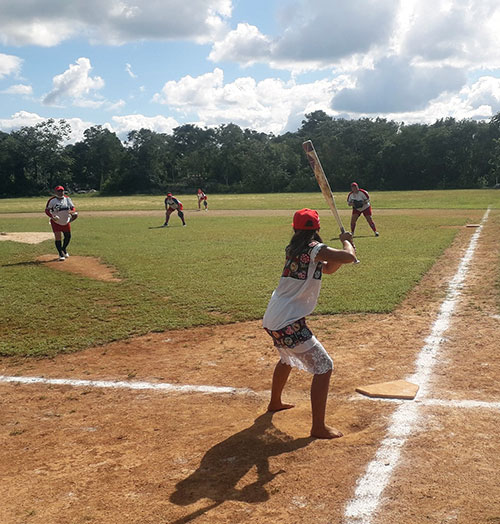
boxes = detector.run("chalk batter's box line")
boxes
[0,375,499,412]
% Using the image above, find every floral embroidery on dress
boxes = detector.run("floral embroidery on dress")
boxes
[264,317,313,349]
[281,241,323,280]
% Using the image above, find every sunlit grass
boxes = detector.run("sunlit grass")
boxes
[0,189,499,213]
[0,206,473,357]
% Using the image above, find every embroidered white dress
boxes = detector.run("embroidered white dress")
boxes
[263,241,333,375]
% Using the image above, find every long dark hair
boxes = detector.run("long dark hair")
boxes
[286,230,323,260]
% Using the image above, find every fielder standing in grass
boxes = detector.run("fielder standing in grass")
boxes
[163,192,186,227]
[347,182,379,236]
[45,185,78,261]
[263,208,357,439]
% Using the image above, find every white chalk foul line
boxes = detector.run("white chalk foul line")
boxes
[344,208,491,524]
[351,395,500,411]
[0,374,255,396]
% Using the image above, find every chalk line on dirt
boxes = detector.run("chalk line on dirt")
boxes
[344,208,490,524]
[0,374,256,396]
[351,396,500,411]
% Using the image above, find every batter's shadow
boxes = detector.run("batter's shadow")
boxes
[169,411,312,524]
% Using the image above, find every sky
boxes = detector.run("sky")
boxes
[1,0,500,143]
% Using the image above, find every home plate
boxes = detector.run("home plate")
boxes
[466,224,480,228]
[356,379,419,400]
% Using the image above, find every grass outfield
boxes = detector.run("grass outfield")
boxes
[0,189,499,213]
[0,194,486,357]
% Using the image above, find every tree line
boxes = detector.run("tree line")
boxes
[1,110,500,197]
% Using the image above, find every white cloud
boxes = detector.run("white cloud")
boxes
[125,63,137,79]
[332,56,466,113]
[272,0,399,65]
[0,111,95,143]
[1,84,33,96]
[328,75,500,124]
[0,0,232,46]
[153,68,349,134]
[401,0,500,68]
[42,57,105,106]
[107,99,126,112]
[208,23,271,65]
[0,53,23,79]
[111,114,180,139]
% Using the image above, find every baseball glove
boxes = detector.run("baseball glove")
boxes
[353,200,364,209]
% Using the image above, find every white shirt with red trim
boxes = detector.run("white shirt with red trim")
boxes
[45,196,75,225]
[347,189,370,211]
[165,197,182,209]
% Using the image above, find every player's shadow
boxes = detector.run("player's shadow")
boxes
[169,411,312,523]
[0,260,45,268]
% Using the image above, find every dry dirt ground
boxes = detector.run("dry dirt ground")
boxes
[0,209,499,524]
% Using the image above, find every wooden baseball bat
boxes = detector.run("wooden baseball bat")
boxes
[303,140,360,263]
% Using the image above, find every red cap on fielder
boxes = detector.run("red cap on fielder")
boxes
[292,208,320,230]
[55,185,64,191]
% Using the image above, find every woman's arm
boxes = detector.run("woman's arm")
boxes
[317,233,357,274]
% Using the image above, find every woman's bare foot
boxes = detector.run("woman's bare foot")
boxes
[310,425,343,439]
[267,402,295,412]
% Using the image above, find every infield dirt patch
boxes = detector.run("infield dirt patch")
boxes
[36,254,122,282]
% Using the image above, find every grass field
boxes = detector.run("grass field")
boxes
[1,188,499,213]
[0,191,495,357]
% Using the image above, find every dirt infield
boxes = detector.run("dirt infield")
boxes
[0,211,499,524]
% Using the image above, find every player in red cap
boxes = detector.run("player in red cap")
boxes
[347,182,379,236]
[45,185,78,261]
[263,208,356,439]
[197,188,208,211]
[163,193,186,227]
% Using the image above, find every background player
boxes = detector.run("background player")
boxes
[45,185,78,261]
[163,193,186,227]
[197,189,208,211]
[347,182,379,236]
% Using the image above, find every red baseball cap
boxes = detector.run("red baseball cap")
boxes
[55,185,64,191]
[167,192,172,197]
[351,182,359,189]
[292,208,320,230]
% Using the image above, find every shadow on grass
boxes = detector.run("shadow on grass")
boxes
[169,411,312,523]
[1,260,46,268]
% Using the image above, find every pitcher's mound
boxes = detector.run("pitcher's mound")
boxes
[36,254,121,282]
[0,232,53,244]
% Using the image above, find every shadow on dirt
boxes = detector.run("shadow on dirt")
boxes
[169,411,312,523]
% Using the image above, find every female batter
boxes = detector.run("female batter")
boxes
[263,208,356,439]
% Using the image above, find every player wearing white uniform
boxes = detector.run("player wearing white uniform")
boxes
[45,185,78,260]
[197,189,208,211]
[347,182,379,236]
[163,193,186,227]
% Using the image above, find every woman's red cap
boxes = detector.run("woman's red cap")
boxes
[55,185,64,191]
[292,208,320,230]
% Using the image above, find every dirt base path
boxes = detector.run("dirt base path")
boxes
[0,211,499,524]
